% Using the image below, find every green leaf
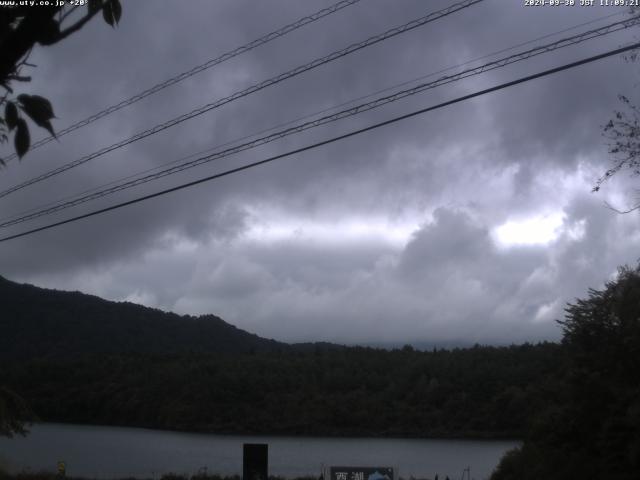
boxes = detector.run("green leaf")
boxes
[102,0,114,27]
[15,118,30,159]
[17,94,56,137]
[111,0,122,25]
[102,0,121,27]
[41,119,56,138]
[5,101,18,131]
[18,94,54,120]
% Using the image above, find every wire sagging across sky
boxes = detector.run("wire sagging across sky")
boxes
[0,9,626,226]
[0,0,363,164]
[1,41,638,244]
[0,0,485,199]
[1,14,638,229]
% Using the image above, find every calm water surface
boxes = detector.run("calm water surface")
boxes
[0,424,518,480]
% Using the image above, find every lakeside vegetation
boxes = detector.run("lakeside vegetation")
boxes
[0,273,559,439]
[2,266,640,478]
[491,266,640,480]
[1,343,560,439]
[0,472,324,480]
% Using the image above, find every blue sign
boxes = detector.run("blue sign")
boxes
[330,467,393,480]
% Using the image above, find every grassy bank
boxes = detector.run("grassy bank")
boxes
[0,472,435,480]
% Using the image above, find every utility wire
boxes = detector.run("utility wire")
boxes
[0,10,624,226]
[1,41,638,244]
[1,15,637,229]
[1,0,363,164]
[0,0,484,199]
[0,7,626,227]
[1,8,624,224]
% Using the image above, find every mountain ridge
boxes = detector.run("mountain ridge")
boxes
[0,274,288,359]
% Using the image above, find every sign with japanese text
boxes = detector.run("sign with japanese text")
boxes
[330,467,393,480]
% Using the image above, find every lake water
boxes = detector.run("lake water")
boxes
[0,424,518,480]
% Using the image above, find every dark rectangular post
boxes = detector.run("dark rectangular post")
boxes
[243,443,268,480]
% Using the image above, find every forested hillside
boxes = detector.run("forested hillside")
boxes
[1,343,562,438]
[1,274,564,439]
[0,275,284,358]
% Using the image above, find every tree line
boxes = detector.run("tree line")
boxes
[1,342,562,439]
[491,266,640,480]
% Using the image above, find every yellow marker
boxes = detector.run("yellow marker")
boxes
[57,461,66,477]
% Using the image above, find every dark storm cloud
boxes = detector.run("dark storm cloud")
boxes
[1,0,639,344]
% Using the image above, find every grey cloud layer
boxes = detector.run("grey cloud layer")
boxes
[1,0,639,344]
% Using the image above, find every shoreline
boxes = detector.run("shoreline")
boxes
[1,472,438,480]
[20,421,523,442]
[1,425,515,480]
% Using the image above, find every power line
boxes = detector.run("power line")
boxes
[1,8,624,225]
[0,0,484,199]
[2,15,637,229]
[3,15,636,227]
[4,8,625,224]
[1,41,637,244]
[1,0,363,164]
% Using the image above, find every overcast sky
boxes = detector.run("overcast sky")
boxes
[1,0,639,345]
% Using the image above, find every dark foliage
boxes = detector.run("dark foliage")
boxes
[0,275,564,439]
[0,386,35,437]
[491,266,640,480]
[0,473,321,480]
[0,275,285,359]
[594,7,640,212]
[0,344,562,439]
[0,1,121,161]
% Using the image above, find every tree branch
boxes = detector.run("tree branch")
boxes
[0,8,60,82]
[7,75,31,82]
[59,5,80,24]
[55,3,104,42]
